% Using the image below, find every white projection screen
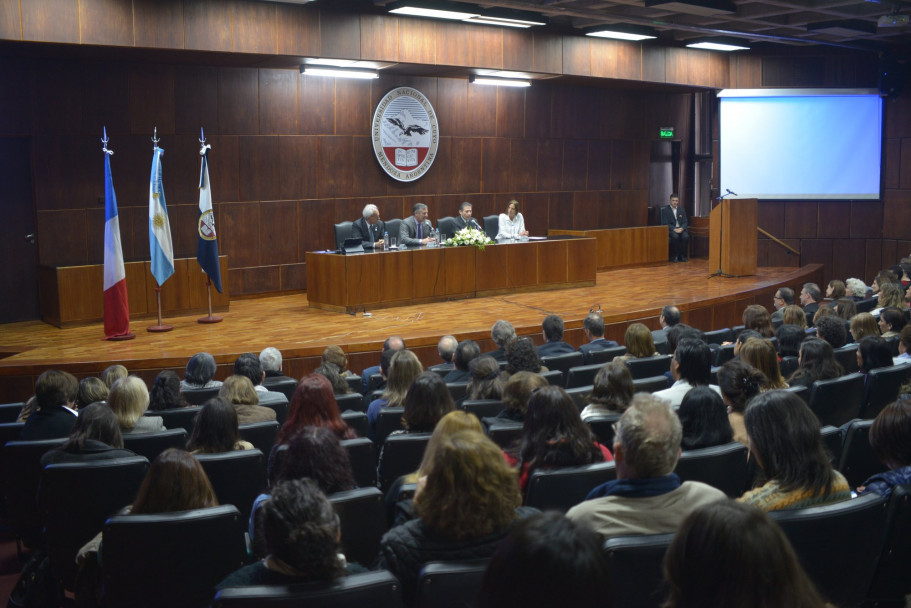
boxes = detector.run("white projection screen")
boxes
[718,89,883,201]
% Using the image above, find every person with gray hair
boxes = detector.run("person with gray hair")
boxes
[845,277,869,300]
[260,347,295,384]
[800,283,822,326]
[486,320,516,362]
[429,335,458,373]
[652,304,681,351]
[352,203,385,249]
[578,312,619,364]
[400,202,433,247]
[566,393,725,539]
[181,352,222,390]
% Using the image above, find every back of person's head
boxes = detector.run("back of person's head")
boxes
[382,336,406,352]
[403,372,455,432]
[718,359,765,414]
[233,353,264,387]
[76,377,109,409]
[775,324,806,358]
[256,478,345,582]
[501,372,548,416]
[415,430,520,541]
[814,315,847,348]
[834,297,857,320]
[875,269,899,290]
[827,279,846,299]
[778,287,796,305]
[185,353,217,386]
[812,304,836,326]
[505,337,542,374]
[674,338,712,386]
[870,397,911,470]
[259,347,283,373]
[880,306,906,333]
[859,336,894,374]
[379,348,396,378]
[661,305,681,327]
[664,501,826,608]
[282,373,350,443]
[491,320,516,347]
[614,393,682,478]
[416,411,483,477]
[667,325,704,354]
[314,361,348,395]
[108,375,150,429]
[744,390,837,496]
[677,386,733,450]
[187,397,240,454]
[101,364,128,389]
[467,356,505,401]
[782,305,808,329]
[802,282,822,303]
[739,338,786,389]
[589,360,634,412]
[321,345,348,372]
[850,312,880,342]
[269,426,355,494]
[131,448,217,514]
[900,324,911,354]
[384,350,423,407]
[148,370,187,411]
[437,335,458,362]
[62,401,123,452]
[35,370,78,410]
[454,339,481,372]
[735,329,762,348]
[542,315,565,342]
[792,338,843,384]
[742,305,774,338]
[881,284,905,309]
[478,512,612,608]
[583,312,605,338]
[845,278,868,299]
[219,375,259,406]
[624,323,657,358]
[520,386,603,470]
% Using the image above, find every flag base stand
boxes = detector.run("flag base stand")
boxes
[198,315,222,324]
[104,333,136,341]
[147,286,174,333]
[197,278,223,324]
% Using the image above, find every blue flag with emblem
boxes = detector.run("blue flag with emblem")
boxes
[197,147,223,293]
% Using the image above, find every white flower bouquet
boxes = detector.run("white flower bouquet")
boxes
[443,227,495,251]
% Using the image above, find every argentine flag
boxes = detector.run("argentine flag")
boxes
[149,146,175,286]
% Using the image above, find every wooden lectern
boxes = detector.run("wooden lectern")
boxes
[709,198,758,276]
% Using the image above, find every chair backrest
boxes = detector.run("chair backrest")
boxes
[807,372,865,427]
[856,297,877,313]
[196,450,266,522]
[1,438,67,546]
[587,345,627,365]
[584,413,621,447]
[238,420,280,456]
[703,327,734,344]
[102,505,247,608]
[819,424,844,465]
[603,533,675,608]
[367,372,385,393]
[414,560,489,608]
[861,362,911,419]
[330,487,388,568]
[482,215,498,240]
[885,336,900,357]
[524,461,617,513]
[446,381,469,402]
[837,419,883,489]
[565,386,592,410]
[835,344,860,374]
[212,570,404,608]
[632,375,671,393]
[0,421,26,446]
[771,493,889,607]
[181,385,221,405]
[625,355,672,379]
[341,437,378,489]
[540,352,584,379]
[122,428,188,463]
[566,363,604,389]
[674,442,750,497]
[363,388,384,411]
[376,407,405,445]
[259,399,289,426]
[0,402,24,423]
[779,355,799,378]
[149,406,201,434]
[263,377,298,401]
[785,383,809,403]
[384,218,403,244]
[460,399,503,419]
[334,220,353,250]
[866,484,911,604]
[436,216,458,238]
[712,343,735,367]
[378,433,432,492]
[342,411,369,439]
[38,457,149,590]
[540,369,564,386]
[336,391,366,413]
[485,421,523,449]
[346,374,365,395]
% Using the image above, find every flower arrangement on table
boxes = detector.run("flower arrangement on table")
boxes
[443,227,495,251]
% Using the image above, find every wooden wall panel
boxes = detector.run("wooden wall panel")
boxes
[591,39,641,81]
[300,76,336,136]
[784,202,818,239]
[883,138,900,190]
[32,136,97,210]
[801,239,833,281]
[318,136,355,199]
[508,138,537,192]
[238,136,281,202]
[496,87,525,138]
[832,237,866,283]
[279,136,318,200]
[563,141,588,192]
[320,10,360,60]
[274,3,319,57]
[850,201,883,238]
[83,64,130,136]
[481,138,510,193]
[22,0,78,43]
[397,17,435,65]
[260,201,299,265]
[537,140,563,192]
[259,69,298,135]
[133,0,184,49]
[28,62,83,136]
[435,22,471,68]
[351,137,390,198]
[360,13,398,62]
[221,202,261,268]
[232,2,276,54]
[817,201,851,239]
[80,0,132,46]
[642,46,666,83]
[467,24,503,70]
[208,135,239,203]
[757,201,785,236]
[885,95,911,137]
[883,189,911,240]
[37,210,86,266]
[901,139,911,189]
[448,137,482,195]
[175,65,219,135]
[572,191,599,230]
[524,86,552,140]
[562,36,591,77]
[129,64,176,135]
[184,0,231,52]
[237,265,281,295]
[502,28,532,72]
[281,262,307,291]
[334,79,372,136]
[170,204,198,260]
[532,31,563,75]
[218,67,259,135]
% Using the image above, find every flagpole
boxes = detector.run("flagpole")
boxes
[196,127,223,324]
[101,127,135,341]
[148,126,174,333]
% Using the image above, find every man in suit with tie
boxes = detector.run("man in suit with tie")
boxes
[661,193,689,262]
[352,203,385,249]
[454,201,482,231]
[578,312,619,364]
[400,202,434,247]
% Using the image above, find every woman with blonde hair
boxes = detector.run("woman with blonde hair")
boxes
[782,304,808,329]
[849,312,880,344]
[615,323,658,363]
[873,282,905,316]
[742,305,775,338]
[219,375,277,425]
[740,338,788,389]
[367,349,423,440]
[108,376,164,435]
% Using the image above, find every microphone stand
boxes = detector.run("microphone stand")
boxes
[707,190,742,279]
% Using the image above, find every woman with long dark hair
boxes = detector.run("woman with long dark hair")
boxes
[677,386,733,450]
[278,373,355,444]
[466,356,505,401]
[41,402,136,465]
[857,335,894,378]
[717,359,766,446]
[148,370,189,411]
[786,338,843,390]
[581,361,634,420]
[186,397,253,454]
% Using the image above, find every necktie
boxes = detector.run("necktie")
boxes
[417,223,422,239]
[368,223,374,243]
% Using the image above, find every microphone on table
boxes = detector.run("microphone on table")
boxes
[726,188,738,196]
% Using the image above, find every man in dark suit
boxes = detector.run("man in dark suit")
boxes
[444,339,480,383]
[537,315,575,357]
[800,282,822,327]
[352,203,385,249]
[428,335,458,373]
[578,312,619,364]
[453,201,482,231]
[651,305,681,352]
[399,202,434,247]
[771,287,795,323]
[660,193,689,262]
[20,370,78,440]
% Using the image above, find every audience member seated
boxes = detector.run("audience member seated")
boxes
[148,370,189,411]
[181,353,222,390]
[278,373,356,444]
[895,324,911,364]
[186,397,254,454]
[314,361,350,395]
[663,501,828,608]
[738,390,850,511]
[219,375,277,426]
[833,297,857,320]
[742,304,775,338]
[580,361,634,421]
[578,311,619,364]
[484,372,548,427]
[101,364,128,389]
[566,394,725,539]
[504,337,546,375]
[775,324,805,358]
[389,372,455,438]
[322,345,357,379]
[718,359,766,446]
[857,336,895,384]
[677,386,733,450]
[614,323,659,364]
[652,305,681,351]
[826,279,846,300]
[800,283,822,326]
[477,512,612,608]
[811,304,837,328]
[732,329,762,357]
[234,353,288,407]
[505,386,612,495]
[537,315,575,357]
[878,306,906,339]
[814,315,848,349]
[219,479,365,592]
[110,376,164,435]
[486,320,516,362]
[444,339,480,383]
[782,304,808,329]
[428,335,458,373]
[75,377,109,410]
[496,199,528,240]
[858,397,911,498]
[41,402,137,466]
[786,338,844,390]
[260,346,296,385]
[653,339,721,407]
[846,277,869,301]
[771,287,795,323]
[367,350,423,440]
[361,336,406,392]
[351,203,385,249]
[376,429,533,606]
[21,370,79,440]
[740,337,788,389]
[849,312,880,346]
[873,283,905,317]
[465,356,505,402]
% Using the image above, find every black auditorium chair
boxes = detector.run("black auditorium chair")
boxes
[603,533,675,608]
[835,344,861,374]
[861,362,911,419]
[703,328,734,345]
[334,221,353,250]
[346,375,365,395]
[238,420,280,456]
[540,369,564,386]
[122,428,187,463]
[149,406,201,434]
[446,382,469,402]
[378,433,433,492]
[632,375,670,393]
[565,386,592,410]
[330,487,387,568]
[336,392,366,413]
[102,505,247,608]
[864,484,911,606]
[856,297,877,313]
[264,377,298,401]
[196,450,266,522]
[341,437,377,489]
[376,407,405,445]
[0,421,26,447]
[366,373,385,394]
[212,570,404,608]
[0,402,24,423]
[819,425,845,465]
[260,400,289,426]
[1,438,66,549]
[483,215,498,240]
[806,372,865,427]
[712,343,735,367]
[524,461,617,513]
[838,419,882,489]
[540,352,584,379]
[414,560,489,608]
[485,421,523,449]
[460,399,504,419]
[584,413,621,448]
[674,442,750,498]
[779,355,799,378]
[785,384,809,403]
[565,363,604,389]
[181,386,220,406]
[363,388,384,412]
[342,411,369,439]
[625,355,672,380]
[587,346,626,365]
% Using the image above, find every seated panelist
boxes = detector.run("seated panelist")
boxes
[400,202,434,247]
[496,199,529,240]
[454,201,482,231]
[352,203,384,249]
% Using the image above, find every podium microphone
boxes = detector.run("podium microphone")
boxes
[726,188,738,196]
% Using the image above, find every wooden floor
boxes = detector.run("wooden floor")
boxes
[0,259,823,401]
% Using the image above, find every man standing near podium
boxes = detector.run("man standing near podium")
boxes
[661,193,689,262]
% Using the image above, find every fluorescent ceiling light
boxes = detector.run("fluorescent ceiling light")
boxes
[686,40,749,51]
[470,75,530,87]
[303,58,380,69]
[465,16,538,28]
[388,3,545,27]
[585,25,657,41]
[301,66,378,79]
[587,30,656,41]
[390,6,478,20]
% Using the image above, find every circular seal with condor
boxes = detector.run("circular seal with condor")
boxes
[372,87,439,182]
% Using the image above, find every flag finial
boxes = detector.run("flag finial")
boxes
[152,126,159,150]
[199,127,211,155]
[101,127,113,156]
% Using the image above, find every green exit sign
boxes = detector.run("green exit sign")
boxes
[659,127,674,138]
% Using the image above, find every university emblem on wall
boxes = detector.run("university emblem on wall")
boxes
[372,87,439,182]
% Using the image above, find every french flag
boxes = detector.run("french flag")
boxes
[103,143,131,340]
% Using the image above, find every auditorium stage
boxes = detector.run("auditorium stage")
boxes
[0,259,823,402]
